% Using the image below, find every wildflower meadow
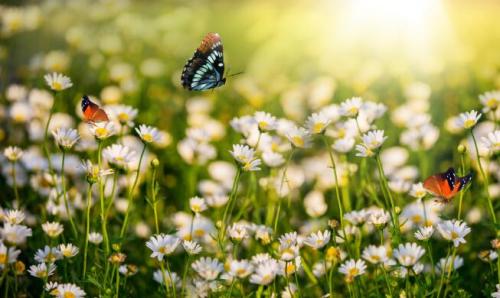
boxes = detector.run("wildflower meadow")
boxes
[1,0,500,297]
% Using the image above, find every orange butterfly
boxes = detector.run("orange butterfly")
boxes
[81,95,109,123]
[423,167,472,202]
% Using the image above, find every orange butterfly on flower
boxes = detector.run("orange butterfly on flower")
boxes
[423,167,472,203]
[81,95,109,123]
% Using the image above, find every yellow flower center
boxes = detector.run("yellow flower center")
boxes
[486,98,497,108]
[142,133,153,143]
[412,215,422,224]
[348,268,359,276]
[450,231,459,240]
[258,121,268,130]
[194,229,205,237]
[463,119,475,129]
[286,263,296,275]
[52,82,63,91]
[292,136,304,147]
[118,113,129,122]
[313,123,325,134]
[95,127,108,138]
[261,274,272,284]
[158,247,168,254]
[37,271,48,278]
[0,254,6,265]
[64,292,76,298]
[348,107,358,115]
[236,268,247,276]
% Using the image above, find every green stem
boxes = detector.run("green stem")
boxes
[82,182,94,278]
[61,150,78,238]
[375,154,400,242]
[322,135,344,227]
[97,141,110,255]
[470,130,496,224]
[220,168,242,242]
[12,161,20,206]
[181,255,191,297]
[273,149,294,231]
[120,144,147,237]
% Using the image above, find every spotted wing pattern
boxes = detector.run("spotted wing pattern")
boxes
[423,167,473,202]
[181,32,226,91]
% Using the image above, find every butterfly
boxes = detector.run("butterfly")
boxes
[423,167,472,202]
[81,95,109,123]
[181,32,226,91]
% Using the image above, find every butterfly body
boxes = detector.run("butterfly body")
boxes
[81,95,109,122]
[181,32,226,91]
[423,167,472,202]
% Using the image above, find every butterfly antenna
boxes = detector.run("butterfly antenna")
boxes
[228,71,244,77]
[225,65,244,78]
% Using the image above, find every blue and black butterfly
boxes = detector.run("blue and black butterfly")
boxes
[181,32,226,91]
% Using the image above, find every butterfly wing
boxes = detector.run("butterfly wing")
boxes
[81,95,109,122]
[91,108,109,122]
[423,168,457,201]
[181,33,225,91]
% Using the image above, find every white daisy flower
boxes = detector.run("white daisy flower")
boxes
[153,270,180,288]
[189,197,208,213]
[437,220,471,247]
[89,121,117,140]
[44,72,73,91]
[88,232,103,244]
[28,263,57,278]
[80,160,113,183]
[182,240,202,255]
[0,242,21,269]
[229,144,261,171]
[135,124,161,144]
[366,208,390,226]
[108,104,138,127]
[361,130,387,150]
[332,137,355,153]
[340,97,363,117]
[228,259,254,278]
[414,226,434,241]
[145,234,181,261]
[254,111,277,131]
[456,110,482,129]
[339,259,367,279]
[249,259,279,285]
[305,111,331,134]
[51,127,79,150]
[262,151,285,167]
[4,146,24,162]
[479,90,500,112]
[409,183,427,199]
[393,243,425,267]
[285,125,311,148]
[481,130,500,153]
[227,223,250,241]
[492,284,500,298]
[1,223,32,245]
[59,243,79,258]
[344,210,368,225]
[303,230,331,250]
[362,245,389,264]
[34,246,63,263]
[55,283,86,298]
[3,209,25,224]
[436,255,464,273]
[42,221,64,238]
[191,257,224,280]
[102,144,136,171]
